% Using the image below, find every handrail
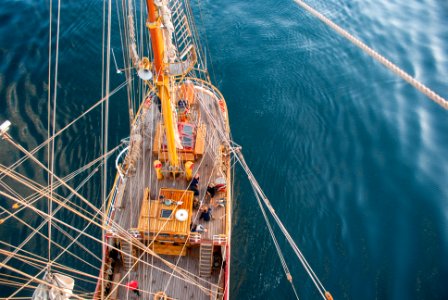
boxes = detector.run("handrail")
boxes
[212,234,227,245]
[189,233,201,243]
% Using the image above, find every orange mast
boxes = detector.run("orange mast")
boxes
[145,0,179,168]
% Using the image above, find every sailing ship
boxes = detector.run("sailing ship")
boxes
[91,0,234,298]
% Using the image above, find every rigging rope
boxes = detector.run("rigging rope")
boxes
[46,0,53,271]
[293,0,448,110]
[0,79,129,183]
[1,248,104,295]
[23,160,213,295]
[0,145,118,225]
[0,137,219,297]
[234,149,331,299]
[0,166,112,290]
[1,183,199,288]
[251,184,300,300]
[100,0,113,297]
[195,0,215,82]
[2,200,106,298]
[47,0,63,271]
[0,246,176,300]
[0,262,87,300]
[0,208,100,271]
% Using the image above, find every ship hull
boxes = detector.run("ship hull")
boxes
[95,79,233,300]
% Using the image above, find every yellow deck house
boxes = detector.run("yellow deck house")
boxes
[137,188,194,255]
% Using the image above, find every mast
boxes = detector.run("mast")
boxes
[145,0,179,168]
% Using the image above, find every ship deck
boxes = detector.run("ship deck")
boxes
[104,83,231,300]
[118,248,222,300]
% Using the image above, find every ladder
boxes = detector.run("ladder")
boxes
[199,243,213,277]
[121,241,133,272]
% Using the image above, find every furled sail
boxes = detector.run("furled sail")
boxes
[32,273,75,300]
[154,0,177,63]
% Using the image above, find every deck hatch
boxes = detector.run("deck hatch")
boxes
[160,209,173,219]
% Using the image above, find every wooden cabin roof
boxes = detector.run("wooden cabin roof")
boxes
[137,188,194,235]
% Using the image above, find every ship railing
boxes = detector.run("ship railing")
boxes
[180,76,231,138]
[212,234,227,245]
[105,189,118,227]
[184,77,225,103]
[167,44,196,76]
[115,146,129,180]
[105,228,117,239]
[111,175,127,212]
[105,175,124,227]
[189,232,201,244]
[128,229,142,241]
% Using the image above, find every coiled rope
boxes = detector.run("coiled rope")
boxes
[293,0,448,110]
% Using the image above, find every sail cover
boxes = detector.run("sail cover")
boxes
[32,272,75,300]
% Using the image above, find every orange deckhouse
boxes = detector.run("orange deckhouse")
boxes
[135,188,194,256]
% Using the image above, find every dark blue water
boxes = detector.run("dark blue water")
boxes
[1,0,447,299]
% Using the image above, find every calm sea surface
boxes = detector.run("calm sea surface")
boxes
[0,0,447,299]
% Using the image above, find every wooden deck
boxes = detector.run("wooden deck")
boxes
[106,83,230,299]
[115,248,222,300]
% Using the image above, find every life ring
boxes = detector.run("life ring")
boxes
[175,209,188,221]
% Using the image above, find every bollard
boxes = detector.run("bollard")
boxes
[153,160,163,180]
[185,161,194,181]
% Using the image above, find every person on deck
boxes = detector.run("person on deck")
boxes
[191,223,207,233]
[199,205,213,222]
[177,99,189,122]
[207,181,225,207]
[206,183,216,200]
[189,173,200,196]
[126,280,140,296]
[178,99,189,110]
